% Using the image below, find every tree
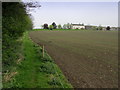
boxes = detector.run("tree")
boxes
[58,24,62,29]
[106,26,111,30]
[98,25,102,30]
[63,24,67,29]
[92,26,97,30]
[49,25,53,30]
[81,23,84,26]
[24,2,41,8]
[43,23,49,29]
[52,22,57,29]
[66,23,71,29]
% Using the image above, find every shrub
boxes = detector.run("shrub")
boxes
[49,25,53,30]
[41,56,53,63]
[39,62,55,74]
[43,24,49,29]
[48,77,61,86]
[106,26,111,30]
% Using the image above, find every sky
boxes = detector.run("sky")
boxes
[26,1,118,29]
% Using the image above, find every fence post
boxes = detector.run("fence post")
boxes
[42,45,44,58]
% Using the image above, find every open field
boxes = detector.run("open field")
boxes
[29,30,118,88]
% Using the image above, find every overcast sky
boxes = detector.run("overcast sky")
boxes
[26,1,118,28]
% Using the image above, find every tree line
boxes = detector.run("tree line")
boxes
[41,22,73,30]
[41,22,111,30]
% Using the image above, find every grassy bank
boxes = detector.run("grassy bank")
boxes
[3,32,72,88]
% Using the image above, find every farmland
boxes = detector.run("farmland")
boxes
[29,30,118,88]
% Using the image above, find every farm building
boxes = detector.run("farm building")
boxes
[102,27,106,31]
[110,27,118,31]
[71,24,85,29]
[85,25,93,30]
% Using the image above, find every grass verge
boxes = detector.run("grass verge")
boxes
[3,32,73,88]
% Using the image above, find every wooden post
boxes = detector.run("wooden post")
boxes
[42,45,44,58]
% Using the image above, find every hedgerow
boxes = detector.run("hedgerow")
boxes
[2,2,32,73]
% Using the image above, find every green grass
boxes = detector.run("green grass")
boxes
[3,32,73,88]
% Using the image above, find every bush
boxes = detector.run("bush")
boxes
[43,24,49,29]
[106,26,111,30]
[48,77,61,86]
[41,56,53,63]
[49,25,53,30]
[39,62,55,74]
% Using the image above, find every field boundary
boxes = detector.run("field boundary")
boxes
[29,36,65,88]
[28,31,73,88]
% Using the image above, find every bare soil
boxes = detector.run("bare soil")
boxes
[29,30,118,88]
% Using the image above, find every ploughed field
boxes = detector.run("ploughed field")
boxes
[29,30,118,88]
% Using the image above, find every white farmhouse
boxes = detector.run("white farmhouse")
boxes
[71,24,85,29]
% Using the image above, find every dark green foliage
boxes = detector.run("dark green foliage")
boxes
[41,57,53,63]
[2,2,33,73]
[43,23,49,29]
[106,26,111,30]
[48,77,61,86]
[39,62,55,74]
[52,22,57,29]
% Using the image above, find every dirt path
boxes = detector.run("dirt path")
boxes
[29,30,118,88]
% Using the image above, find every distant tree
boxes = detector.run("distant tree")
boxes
[66,23,71,29]
[92,26,97,30]
[52,22,57,29]
[106,26,111,30]
[96,28,99,30]
[63,24,67,29]
[70,24,73,29]
[98,25,102,30]
[81,23,84,26]
[43,23,49,29]
[49,25,53,30]
[58,24,62,29]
